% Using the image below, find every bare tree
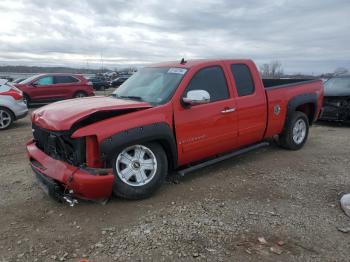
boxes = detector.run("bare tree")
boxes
[259,60,284,78]
[270,60,284,78]
[259,63,270,78]
[334,67,349,76]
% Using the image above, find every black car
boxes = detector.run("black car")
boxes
[88,77,110,90]
[110,76,130,87]
[319,75,350,122]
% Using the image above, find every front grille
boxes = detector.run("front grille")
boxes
[320,106,339,120]
[32,124,86,166]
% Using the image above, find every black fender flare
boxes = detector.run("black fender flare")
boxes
[287,93,318,124]
[100,122,178,169]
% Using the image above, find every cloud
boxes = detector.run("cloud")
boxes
[0,0,349,73]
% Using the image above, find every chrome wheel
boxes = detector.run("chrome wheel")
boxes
[116,145,158,187]
[0,109,12,129]
[292,119,306,144]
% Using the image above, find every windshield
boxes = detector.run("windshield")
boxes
[112,67,187,105]
[13,78,25,83]
[19,74,42,84]
[324,77,350,95]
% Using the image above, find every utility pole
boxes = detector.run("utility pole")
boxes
[100,52,104,73]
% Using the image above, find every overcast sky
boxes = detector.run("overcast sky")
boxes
[0,0,349,74]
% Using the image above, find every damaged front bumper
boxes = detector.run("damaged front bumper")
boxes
[319,97,350,121]
[27,140,114,204]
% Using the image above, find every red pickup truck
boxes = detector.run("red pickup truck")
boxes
[27,59,323,204]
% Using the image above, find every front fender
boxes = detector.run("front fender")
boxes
[100,122,178,169]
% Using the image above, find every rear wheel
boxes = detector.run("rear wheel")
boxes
[74,91,88,98]
[0,107,14,130]
[278,111,309,150]
[112,143,168,199]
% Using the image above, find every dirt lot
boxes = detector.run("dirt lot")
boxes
[0,99,350,261]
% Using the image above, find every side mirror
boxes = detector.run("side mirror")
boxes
[182,90,210,106]
[32,82,38,87]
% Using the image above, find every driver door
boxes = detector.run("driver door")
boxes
[174,65,238,165]
[30,75,60,102]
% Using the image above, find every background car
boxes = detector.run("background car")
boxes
[14,73,94,105]
[87,76,110,90]
[11,77,27,84]
[0,80,28,130]
[0,76,14,82]
[110,75,130,87]
[319,75,350,122]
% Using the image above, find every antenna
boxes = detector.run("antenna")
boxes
[180,58,186,65]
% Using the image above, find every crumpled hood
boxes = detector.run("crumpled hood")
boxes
[32,96,152,131]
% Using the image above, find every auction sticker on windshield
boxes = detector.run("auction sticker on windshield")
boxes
[168,68,187,75]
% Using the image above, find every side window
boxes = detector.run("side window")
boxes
[230,64,255,96]
[185,66,229,102]
[54,75,79,84]
[35,76,54,86]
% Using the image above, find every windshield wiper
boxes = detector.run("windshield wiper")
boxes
[117,95,143,101]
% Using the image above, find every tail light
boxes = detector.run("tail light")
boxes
[0,86,23,100]
[87,81,93,86]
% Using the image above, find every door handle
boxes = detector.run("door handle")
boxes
[221,108,236,114]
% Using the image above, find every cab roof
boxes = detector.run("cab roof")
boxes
[148,59,253,68]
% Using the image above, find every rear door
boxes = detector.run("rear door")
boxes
[174,64,238,165]
[228,62,267,147]
[53,75,80,98]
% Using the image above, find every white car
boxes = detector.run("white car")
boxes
[0,79,28,130]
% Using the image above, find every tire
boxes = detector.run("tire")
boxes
[74,91,88,98]
[0,107,14,130]
[278,111,309,150]
[112,143,168,199]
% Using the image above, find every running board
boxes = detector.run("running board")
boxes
[177,141,270,176]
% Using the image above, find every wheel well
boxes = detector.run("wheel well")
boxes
[151,139,176,171]
[295,103,315,125]
[103,139,177,171]
[75,90,87,95]
[22,92,30,102]
[100,123,178,170]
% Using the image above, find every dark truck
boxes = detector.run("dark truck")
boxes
[319,75,350,122]
[27,59,324,205]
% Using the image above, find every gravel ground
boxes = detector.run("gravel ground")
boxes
[0,97,350,261]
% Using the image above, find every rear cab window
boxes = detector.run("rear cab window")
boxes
[230,64,255,96]
[185,66,230,102]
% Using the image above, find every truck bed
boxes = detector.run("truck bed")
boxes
[263,79,323,139]
[263,78,316,89]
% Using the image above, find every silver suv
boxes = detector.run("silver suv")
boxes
[0,79,28,130]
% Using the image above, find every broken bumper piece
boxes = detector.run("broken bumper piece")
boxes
[27,140,114,203]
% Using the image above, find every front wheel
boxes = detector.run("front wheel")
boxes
[112,143,168,199]
[278,111,309,150]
